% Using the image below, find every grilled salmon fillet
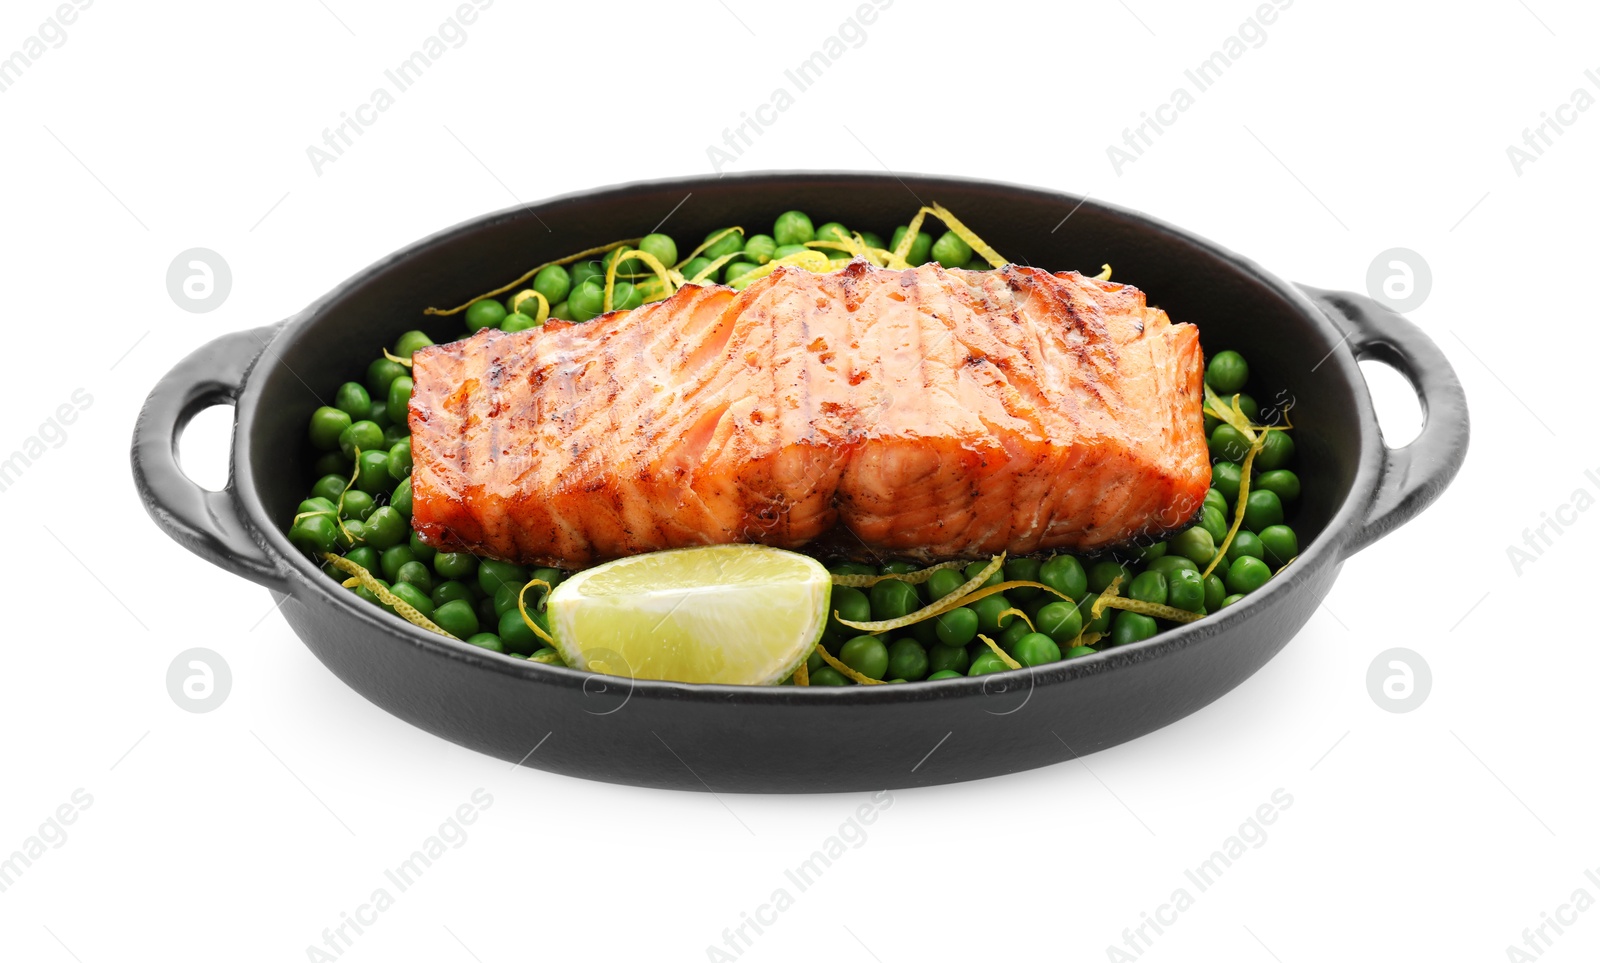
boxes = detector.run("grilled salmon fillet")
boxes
[409,260,1209,567]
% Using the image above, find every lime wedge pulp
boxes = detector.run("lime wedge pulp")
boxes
[544,545,832,686]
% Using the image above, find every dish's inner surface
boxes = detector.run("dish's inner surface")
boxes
[250,180,1361,688]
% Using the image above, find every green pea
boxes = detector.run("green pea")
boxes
[433,552,477,581]
[366,358,407,398]
[1169,528,1216,566]
[367,400,392,430]
[497,607,543,655]
[338,489,375,521]
[861,231,885,251]
[334,518,366,551]
[733,233,775,265]
[310,474,347,504]
[809,666,850,686]
[1080,593,1113,634]
[926,669,963,681]
[1225,556,1272,595]
[383,422,409,447]
[879,561,919,575]
[549,300,573,322]
[1167,569,1205,612]
[465,300,507,332]
[570,260,605,287]
[1129,571,1168,605]
[1138,540,1168,562]
[1212,462,1242,505]
[771,244,808,261]
[828,562,874,578]
[298,496,336,520]
[395,560,433,594]
[500,313,539,333]
[354,450,392,495]
[1243,490,1285,532]
[309,407,352,452]
[827,586,871,638]
[339,421,386,463]
[386,377,413,423]
[1254,430,1296,471]
[490,583,522,618]
[968,650,1010,676]
[931,231,972,269]
[531,264,571,306]
[1234,393,1260,422]
[406,531,435,565]
[963,560,1004,589]
[926,568,966,601]
[478,559,529,596]
[431,580,474,608]
[1209,424,1252,463]
[838,636,888,680]
[927,637,973,677]
[289,514,339,554]
[421,597,473,638]
[679,257,713,282]
[388,581,434,618]
[1011,633,1061,667]
[344,546,379,573]
[363,506,406,550]
[1004,558,1042,600]
[601,245,644,281]
[1034,600,1083,642]
[1221,594,1246,608]
[386,438,413,481]
[632,233,676,270]
[1258,525,1298,566]
[890,226,934,265]
[1088,559,1132,593]
[813,221,849,244]
[1204,488,1228,518]
[379,545,415,582]
[969,594,1014,634]
[703,229,746,260]
[331,382,371,421]
[465,632,505,653]
[998,619,1031,651]
[929,605,978,649]
[1065,645,1096,659]
[870,580,921,621]
[1199,506,1229,544]
[773,211,814,247]
[962,256,990,271]
[1226,531,1264,562]
[1039,555,1088,600]
[1111,611,1158,646]
[1204,574,1226,612]
[1205,350,1249,393]
[607,281,645,311]
[313,451,352,478]
[1255,469,1301,504]
[884,638,928,681]
[391,477,413,517]
[1147,555,1199,579]
[568,280,606,322]
[724,261,759,284]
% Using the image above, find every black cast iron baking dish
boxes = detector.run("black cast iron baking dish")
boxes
[133,172,1468,793]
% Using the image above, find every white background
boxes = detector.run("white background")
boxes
[1,0,1594,960]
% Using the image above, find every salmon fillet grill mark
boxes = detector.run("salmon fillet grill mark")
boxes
[408,260,1211,568]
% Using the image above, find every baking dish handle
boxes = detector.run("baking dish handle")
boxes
[132,325,292,592]
[1298,286,1470,558]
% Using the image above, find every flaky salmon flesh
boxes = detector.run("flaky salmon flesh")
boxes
[409,260,1210,568]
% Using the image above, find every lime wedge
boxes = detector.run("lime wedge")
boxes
[545,545,831,686]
